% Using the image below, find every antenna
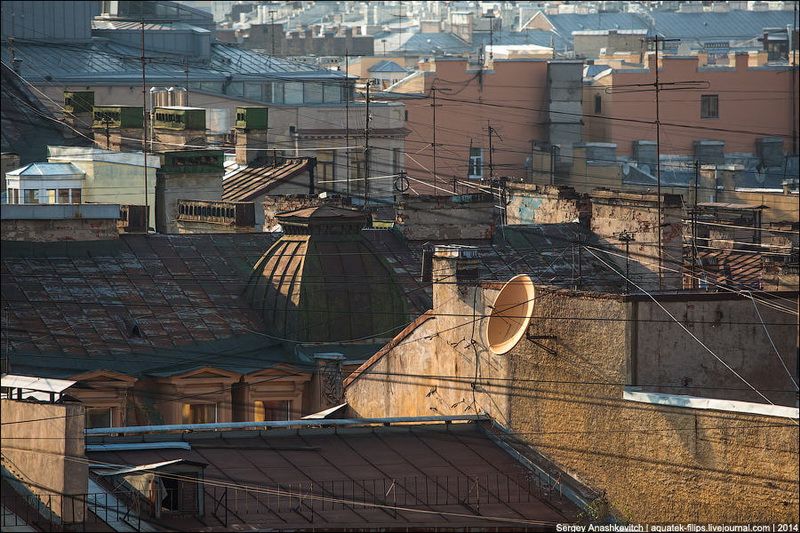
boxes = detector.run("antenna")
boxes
[141,19,149,231]
[364,79,372,209]
[486,275,535,355]
[430,84,452,195]
[345,48,351,197]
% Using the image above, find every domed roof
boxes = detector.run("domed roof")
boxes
[244,208,409,343]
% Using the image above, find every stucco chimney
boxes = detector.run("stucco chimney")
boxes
[432,245,481,311]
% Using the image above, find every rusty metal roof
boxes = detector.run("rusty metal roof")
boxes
[697,249,765,290]
[85,421,581,530]
[362,224,626,298]
[222,158,314,202]
[1,233,286,378]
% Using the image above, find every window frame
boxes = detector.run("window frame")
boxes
[468,147,483,179]
[701,94,719,119]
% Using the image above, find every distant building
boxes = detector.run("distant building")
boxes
[0,1,407,204]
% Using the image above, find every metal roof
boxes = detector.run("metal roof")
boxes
[6,162,85,178]
[0,39,347,85]
[222,158,314,202]
[1,232,288,378]
[244,232,410,343]
[649,11,796,41]
[367,60,408,73]
[545,12,650,38]
[0,374,76,393]
[85,421,582,530]
[0,63,91,164]
[378,31,471,55]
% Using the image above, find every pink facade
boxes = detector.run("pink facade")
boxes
[585,53,799,157]
[383,58,550,194]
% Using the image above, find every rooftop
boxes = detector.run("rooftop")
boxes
[223,158,315,202]
[83,420,583,530]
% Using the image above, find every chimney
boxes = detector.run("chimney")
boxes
[234,107,270,165]
[432,245,481,312]
[92,105,144,152]
[152,106,207,152]
[735,51,748,70]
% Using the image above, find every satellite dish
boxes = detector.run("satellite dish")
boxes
[641,164,651,176]
[485,274,535,355]
[622,162,630,176]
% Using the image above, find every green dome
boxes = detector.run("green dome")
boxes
[244,207,409,343]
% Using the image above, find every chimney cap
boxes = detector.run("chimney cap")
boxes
[434,244,480,259]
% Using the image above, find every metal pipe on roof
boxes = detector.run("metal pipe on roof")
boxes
[86,414,491,435]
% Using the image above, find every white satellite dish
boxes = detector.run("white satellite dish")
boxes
[485,274,535,355]
[622,162,630,176]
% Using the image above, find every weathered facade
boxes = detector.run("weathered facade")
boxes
[345,255,799,523]
[0,400,87,524]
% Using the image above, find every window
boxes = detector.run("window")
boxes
[323,83,341,104]
[351,151,366,192]
[161,472,200,513]
[468,147,483,179]
[285,82,304,105]
[317,151,335,188]
[71,189,81,203]
[304,82,323,104]
[58,189,70,204]
[594,94,602,114]
[392,148,402,174]
[255,400,291,421]
[182,403,217,424]
[8,188,20,204]
[86,408,113,429]
[23,189,39,204]
[701,94,719,119]
[47,189,57,204]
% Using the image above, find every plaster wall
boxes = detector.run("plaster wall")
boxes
[505,183,586,225]
[59,159,158,226]
[0,400,87,523]
[37,84,404,190]
[0,218,119,243]
[382,58,551,186]
[589,192,684,291]
[588,54,798,156]
[632,295,798,406]
[345,281,799,523]
[156,171,224,234]
[394,195,496,241]
[511,290,798,523]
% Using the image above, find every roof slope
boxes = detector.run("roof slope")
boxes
[223,158,314,202]
[0,39,346,85]
[86,422,580,530]
[368,60,408,73]
[1,233,282,378]
[0,63,91,164]
[650,10,796,41]
[244,232,411,343]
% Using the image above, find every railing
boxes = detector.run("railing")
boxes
[203,471,565,526]
[2,472,567,530]
[176,199,255,227]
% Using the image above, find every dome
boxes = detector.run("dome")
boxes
[244,207,409,343]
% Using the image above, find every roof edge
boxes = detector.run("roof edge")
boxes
[343,309,436,388]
